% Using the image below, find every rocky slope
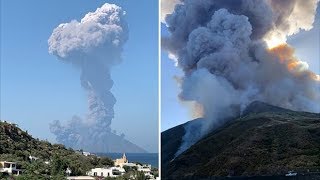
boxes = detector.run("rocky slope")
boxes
[162,102,320,179]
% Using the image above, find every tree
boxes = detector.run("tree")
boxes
[99,157,114,166]
[123,165,137,173]
[123,165,130,173]
[136,171,146,180]
[51,173,67,180]
[0,172,10,180]
[51,155,67,176]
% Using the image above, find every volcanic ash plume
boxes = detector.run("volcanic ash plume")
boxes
[162,0,320,155]
[161,0,182,23]
[48,3,137,152]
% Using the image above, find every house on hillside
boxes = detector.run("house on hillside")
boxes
[67,176,95,180]
[82,152,91,156]
[122,162,138,167]
[75,150,92,156]
[87,167,125,178]
[122,162,155,179]
[137,164,155,179]
[137,164,152,173]
[28,155,39,161]
[144,171,155,179]
[0,161,22,175]
[66,167,72,176]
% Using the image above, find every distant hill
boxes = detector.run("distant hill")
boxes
[162,101,320,179]
[75,131,148,153]
[50,120,148,153]
[0,121,114,178]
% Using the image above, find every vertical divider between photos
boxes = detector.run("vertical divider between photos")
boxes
[158,0,162,177]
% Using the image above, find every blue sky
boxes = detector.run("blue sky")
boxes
[0,0,158,153]
[161,6,320,131]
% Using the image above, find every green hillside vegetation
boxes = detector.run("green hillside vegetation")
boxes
[163,102,320,179]
[0,121,114,179]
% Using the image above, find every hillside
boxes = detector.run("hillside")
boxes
[162,101,320,179]
[0,121,114,179]
[161,118,204,170]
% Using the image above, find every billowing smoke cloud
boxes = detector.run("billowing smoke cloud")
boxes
[163,0,320,155]
[48,4,144,152]
[161,0,181,23]
[265,0,320,47]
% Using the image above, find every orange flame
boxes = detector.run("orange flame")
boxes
[269,44,295,63]
[269,44,319,81]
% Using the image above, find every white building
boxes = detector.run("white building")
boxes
[122,162,138,167]
[0,161,22,175]
[66,167,72,176]
[82,152,91,156]
[67,176,95,180]
[144,171,155,179]
[87,167,125,178]
[28,155,39,161]
[137,164,152,173]
[137,164,155,179]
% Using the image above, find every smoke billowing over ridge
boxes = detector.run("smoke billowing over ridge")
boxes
[48,3,144,153]
[162,0,320,155]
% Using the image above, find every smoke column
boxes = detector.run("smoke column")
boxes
[162,0,320,156]
[48,3,141,152]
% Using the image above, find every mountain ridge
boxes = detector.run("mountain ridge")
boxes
[162,101,320,179]
[242,101,293,116]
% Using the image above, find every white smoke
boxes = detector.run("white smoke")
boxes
[176,68,240,155]
[265,0,320,48]
[48,3,142,152]
[164,0,320,156]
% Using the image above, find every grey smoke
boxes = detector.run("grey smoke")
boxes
[163,0,320,156]
[48,3,133,152]
[161,0,182,22]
